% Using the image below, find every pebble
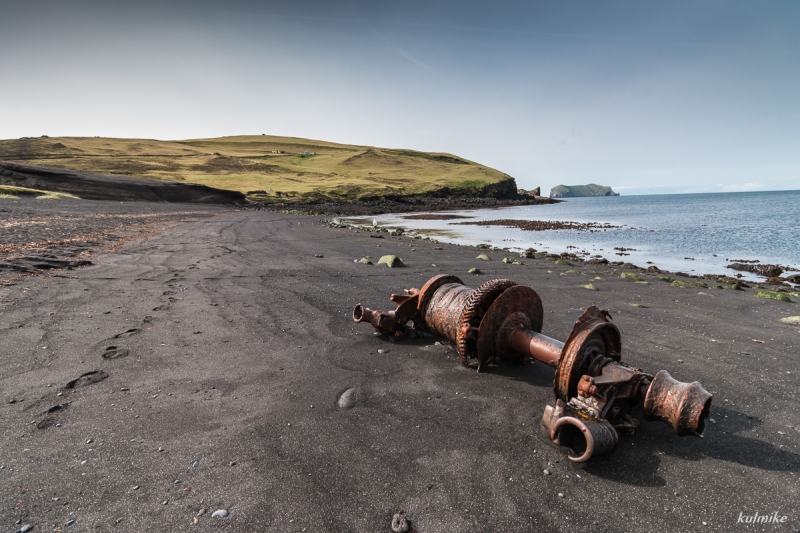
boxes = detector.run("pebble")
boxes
[81,460,88,465]
[19,525,33,533]
[338,388,357,409]
[197,508,207,516]
[86,439,93,444]
[558,493,564,498]
[391,513,410,533]
[174,479,181,484]
[377,348,388,354]
[212,509,229,518]
[192,460,199,468]
[543,469,551,476]
[56,423,62,427]
[65,519,76,527]
[162,500,169,505]
[133,485,139,490]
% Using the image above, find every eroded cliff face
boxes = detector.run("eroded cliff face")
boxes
[423,176,519,199]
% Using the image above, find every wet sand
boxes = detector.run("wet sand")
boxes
[1,201,798,532]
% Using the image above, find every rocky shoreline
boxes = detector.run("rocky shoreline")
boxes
[248,194,557,216]
[329,218,800,292]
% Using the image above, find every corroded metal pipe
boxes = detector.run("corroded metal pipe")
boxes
[353,274,713,462]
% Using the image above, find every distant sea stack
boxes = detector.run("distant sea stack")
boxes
[549,184,620,198]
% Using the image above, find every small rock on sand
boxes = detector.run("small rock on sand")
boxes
[391,513,410,533]
[378,255,404,268]
[212,509,229,518]
[338,388,358,409]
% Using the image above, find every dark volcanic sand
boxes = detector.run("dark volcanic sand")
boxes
[1,203,798,532]
[1,199,227,283]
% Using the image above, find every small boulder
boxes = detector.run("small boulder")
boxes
[338,388,358,409]
[378,255,404,268]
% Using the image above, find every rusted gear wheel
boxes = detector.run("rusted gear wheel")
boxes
[455,278,518,365]
[554,307,621,402]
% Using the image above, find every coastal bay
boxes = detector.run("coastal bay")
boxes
[1,199,798,532]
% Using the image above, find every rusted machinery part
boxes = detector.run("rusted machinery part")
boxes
[644,370,713,437]
[475,285,544,371]
[352,291,421,337]
[417,274,464,314]
[353,274,714,461]
[352,303,402,336]
[456,278,519,365]
[553,306,622,402]
[550,416,619,462]
[422,282,474,345]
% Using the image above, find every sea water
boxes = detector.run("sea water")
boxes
[348,190,800,279]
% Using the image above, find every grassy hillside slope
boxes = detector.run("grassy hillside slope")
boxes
[0,135,517,202]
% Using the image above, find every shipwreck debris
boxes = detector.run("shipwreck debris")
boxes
[353,274,712,462]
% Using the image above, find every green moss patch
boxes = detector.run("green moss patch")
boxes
[755,290,793,303]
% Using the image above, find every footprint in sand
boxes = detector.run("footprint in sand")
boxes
[65,370,109,389]
[36,403,69,429]
[102,345,129,359]
[113,328,140,339]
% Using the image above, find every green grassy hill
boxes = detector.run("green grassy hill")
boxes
[0,135,517,203]
[549,183,619,198]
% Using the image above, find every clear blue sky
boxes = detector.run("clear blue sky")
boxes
[1,1,798,194]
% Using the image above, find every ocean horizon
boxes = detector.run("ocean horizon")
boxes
[345,189,800,280]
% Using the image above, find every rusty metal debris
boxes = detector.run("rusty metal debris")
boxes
[353,274,712,462]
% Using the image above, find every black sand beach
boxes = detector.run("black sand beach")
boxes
[1,201,798,532]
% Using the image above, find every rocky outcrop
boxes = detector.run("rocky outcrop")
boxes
[550,184,619,198]
[421,176,519,199]
[726,263,784,278]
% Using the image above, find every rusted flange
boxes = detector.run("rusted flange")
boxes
[456,278,518,365]
[554,306,621,402]
[550,415,619,462]
[475,285,544,371]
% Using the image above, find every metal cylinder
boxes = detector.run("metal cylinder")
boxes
[352,303,401,336]
[352,303,367,323]
[643,370,713,437]
[422,282,473,344]
[550,416,619,462]
[510,328,563,367]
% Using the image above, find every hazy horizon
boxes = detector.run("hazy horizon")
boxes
[2,1,798,195]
